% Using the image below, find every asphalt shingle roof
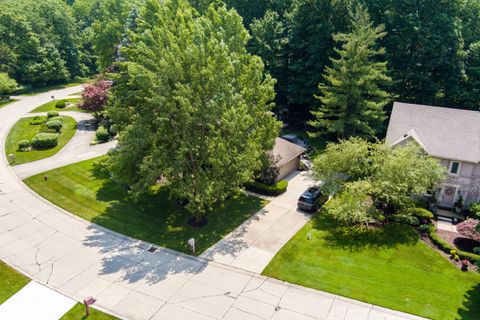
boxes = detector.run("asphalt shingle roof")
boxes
[273,137,306,167]
[386,102,480,163]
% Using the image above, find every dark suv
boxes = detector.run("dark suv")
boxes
[297,187,328,212]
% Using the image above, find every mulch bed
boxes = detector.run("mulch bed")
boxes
[428,230,479,272]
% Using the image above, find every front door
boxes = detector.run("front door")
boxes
[439,186,457,208]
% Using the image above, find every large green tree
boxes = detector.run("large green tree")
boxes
[309,6,392,139]
[108,0,281,222]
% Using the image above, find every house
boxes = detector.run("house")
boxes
[386,102,480,209]
[272,137,306,181]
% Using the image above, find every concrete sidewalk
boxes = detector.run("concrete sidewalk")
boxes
[200,171,315,273]
[0,281,76,320]
[0,88,427,320]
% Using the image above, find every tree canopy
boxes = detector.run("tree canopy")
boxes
[313,138,446,225]
[107,0,281,221]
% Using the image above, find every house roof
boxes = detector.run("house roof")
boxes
[386,102,480,163]
[273,137,306,167]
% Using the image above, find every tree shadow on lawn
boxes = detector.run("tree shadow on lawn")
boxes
[456,283,480,320]
[312,214,419,251]
[89,172,265,255]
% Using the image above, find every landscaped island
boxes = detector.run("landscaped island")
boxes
[24,157,267,255]
[5,115,76,165]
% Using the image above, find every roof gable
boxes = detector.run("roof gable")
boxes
[386,102,480,163]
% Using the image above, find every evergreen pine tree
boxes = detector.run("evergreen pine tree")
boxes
[309,6,392,139]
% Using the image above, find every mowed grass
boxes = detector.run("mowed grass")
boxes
[262,215,480,320]
[5,116,77,165]
[0,99,18,109]
[31,98,83,113]
[61,303,118,320]
[24,158,267,255]
[0,260,30,304]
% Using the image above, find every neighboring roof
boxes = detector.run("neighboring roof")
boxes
[273,137,306,167]
[386,102,480,163]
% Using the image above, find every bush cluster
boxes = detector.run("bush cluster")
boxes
[96,126,109,143]
[55,100,67,109]
[47,111,59,118]
[48,116,64,123]
[245,180,288,196]
[31,133,58,149]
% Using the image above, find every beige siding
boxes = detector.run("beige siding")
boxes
[277,157,299,181]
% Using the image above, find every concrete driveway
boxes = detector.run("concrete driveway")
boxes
[201,171,315,273]
[0,88,426,320]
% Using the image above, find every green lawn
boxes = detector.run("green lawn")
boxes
[30,98,83,113]
[5,116,77,165]
[0,99,18,109]
[262,215,480,320]
[61,303,118,320]
[24,158,267,255]
[0,260,30,305]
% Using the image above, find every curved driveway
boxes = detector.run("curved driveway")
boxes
[0,88,425,320]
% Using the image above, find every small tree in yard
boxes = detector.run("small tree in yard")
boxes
[0,72,18,98]
[79,79,112,116]
[314,138,446,225]
[457,219,480,242]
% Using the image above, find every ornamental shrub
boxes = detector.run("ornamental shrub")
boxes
[31,133,58,149]
[46,120,63,132]
[245,180,288,196]
[109,124,118,135]
[47,111,59,118]
[469,202,480,219]
[96,126,109,143]
[30,116,44,125]
[18,140,30,151]
[418,224,430,233]
[55,100,67,109]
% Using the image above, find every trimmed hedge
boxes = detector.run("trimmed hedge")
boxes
[47,111,59,118]
[410,207,434,220]
[245,180,288,196]
[96,126,109,143]
[48,116,64,123]
[55,100,67,108]
[427,225,480,263]
[31,133,58,149]
[46,120,63,132]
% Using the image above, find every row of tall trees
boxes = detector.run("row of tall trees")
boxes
[243,0,480,121]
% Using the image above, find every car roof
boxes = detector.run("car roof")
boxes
[302,187,320,197]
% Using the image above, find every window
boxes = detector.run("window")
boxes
[450,161,460,175]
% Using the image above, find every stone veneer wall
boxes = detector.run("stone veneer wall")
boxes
[443,175,480,206]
